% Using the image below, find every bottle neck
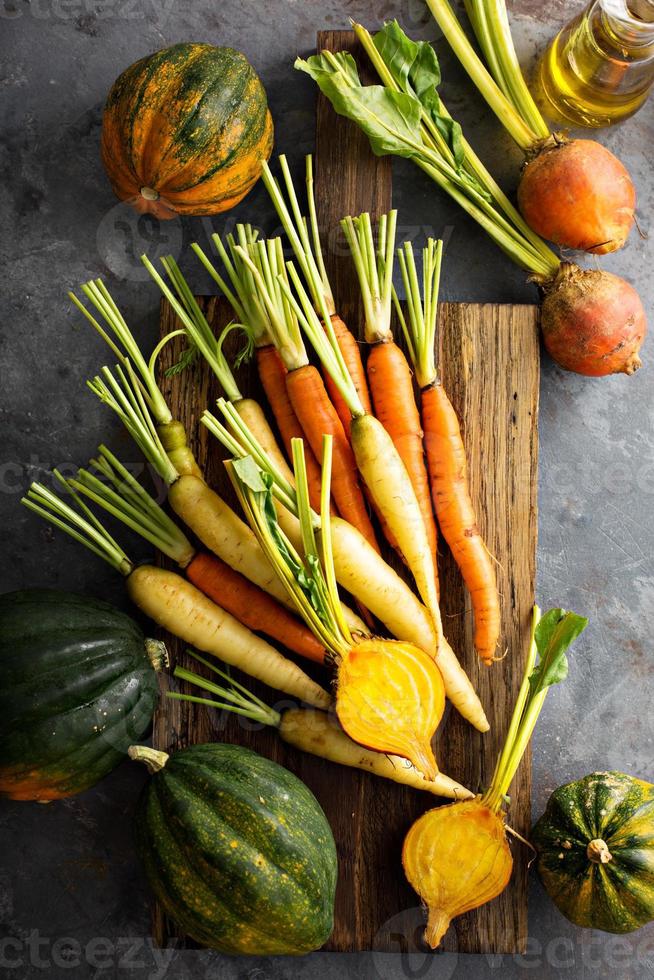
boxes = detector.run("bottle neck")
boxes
[598,0,654,48]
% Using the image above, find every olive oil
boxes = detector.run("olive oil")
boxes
[537,0,654,127]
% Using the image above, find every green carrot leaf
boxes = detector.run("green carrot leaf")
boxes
[217,320,255,370]
[164,344,199,378]
[295,51,423,158]
[373,20,464,167]
[529,608,589,696]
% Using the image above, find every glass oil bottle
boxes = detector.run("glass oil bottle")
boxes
[538,0,654,127]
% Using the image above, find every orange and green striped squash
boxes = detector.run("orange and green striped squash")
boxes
[532,771,654,934]
[101,43,274,219]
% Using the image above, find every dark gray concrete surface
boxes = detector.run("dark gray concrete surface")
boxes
[1,0,653,976]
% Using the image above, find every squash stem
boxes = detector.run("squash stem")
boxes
[145,639,169,672]
[128,746,169,773]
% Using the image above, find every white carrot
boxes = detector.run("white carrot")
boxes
[276,259,488,730]
[69,272,299,584]
[280,248,443,642]
[166,473,294,608]
[142,254,304,548]
[278,708,473,798]
[126,565,330,708]
[21,478,331,710]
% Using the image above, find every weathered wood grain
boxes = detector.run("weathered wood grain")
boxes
[150,28,540,956]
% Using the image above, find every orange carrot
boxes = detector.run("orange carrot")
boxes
[323,314,372,432]
[286,364,379,553]
[186,551,326,665]
[255,344,325,512]
[396,238,501,665]
[421,382,499,665]
[367,339,440,594]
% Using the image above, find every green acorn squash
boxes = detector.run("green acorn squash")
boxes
[101,42,274,219]
[130,742,337,954]
[532,771,654,933]
[0,590,164,802]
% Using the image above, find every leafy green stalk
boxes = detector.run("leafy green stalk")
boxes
[192,225,274,347]
[69,280,173,426]
[22,473,133,575]
[169,651,281,727]
[482,606,588,812]
[261,156,336,319]
[87,362,179,488]
[393,238,443,389]
[423,0,538,150]
[295,37,559,278]
[277,264,363,417]
[68,446,194,567]
[233,238,309,371]
[355,19,556,270]
[462,0,550,140]
[341,210,396,343]
[202,401,298,517]
[227,439,354,660]
[142,254,243,401]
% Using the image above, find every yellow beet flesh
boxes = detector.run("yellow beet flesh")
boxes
[335,637,445,779]
[402,799,513,947]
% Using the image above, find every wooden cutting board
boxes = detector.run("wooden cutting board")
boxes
[151,30,539,955]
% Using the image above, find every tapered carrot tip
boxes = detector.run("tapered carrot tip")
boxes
[481,647,507,667]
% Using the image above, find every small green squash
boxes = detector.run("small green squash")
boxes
[130,742,337,954]
[532,771,654,934]
[0,590,163,802]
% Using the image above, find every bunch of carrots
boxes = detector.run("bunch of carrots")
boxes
[23,154,501,793]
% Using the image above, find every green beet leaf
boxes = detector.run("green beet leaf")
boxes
[295,52,423,158]
[529,608,589,697]
[373,20,464,167]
